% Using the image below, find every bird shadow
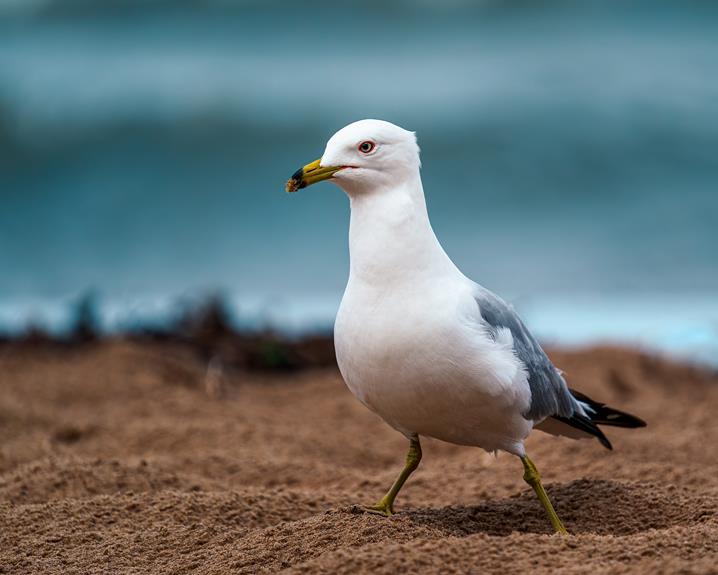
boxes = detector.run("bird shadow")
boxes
[397,479,701,537]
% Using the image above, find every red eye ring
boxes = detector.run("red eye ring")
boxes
[358,141,376,154]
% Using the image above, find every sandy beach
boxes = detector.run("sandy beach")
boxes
[1,340,716,574]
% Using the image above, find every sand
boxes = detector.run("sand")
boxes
[1,340,717,574]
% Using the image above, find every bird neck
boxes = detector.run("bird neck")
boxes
[347,173,457,287]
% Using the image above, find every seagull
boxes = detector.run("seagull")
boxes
[286,119,646,534]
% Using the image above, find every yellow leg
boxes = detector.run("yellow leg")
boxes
[521,454,568,535]
[364,437,422,517]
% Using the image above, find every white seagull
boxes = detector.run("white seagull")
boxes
[286,119,645,534]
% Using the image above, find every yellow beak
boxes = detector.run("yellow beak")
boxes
[285,158,343,193]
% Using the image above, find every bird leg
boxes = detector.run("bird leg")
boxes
[364,436,422,517]
[520,454,568,535]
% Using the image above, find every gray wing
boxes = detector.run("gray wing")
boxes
[473,285,579,421]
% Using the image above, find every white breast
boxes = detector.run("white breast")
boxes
[334,275,533,454]
[334,174,533,455]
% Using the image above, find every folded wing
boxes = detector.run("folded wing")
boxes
[473,285,646,450]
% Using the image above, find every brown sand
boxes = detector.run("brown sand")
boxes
[1,341,717,574]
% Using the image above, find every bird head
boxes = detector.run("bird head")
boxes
[286,119,420,196]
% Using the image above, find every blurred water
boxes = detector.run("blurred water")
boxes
[0,1,717,360]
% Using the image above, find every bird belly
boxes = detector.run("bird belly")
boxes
[334,284,532,454]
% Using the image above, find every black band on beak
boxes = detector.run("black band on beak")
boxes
[285,158,342,193]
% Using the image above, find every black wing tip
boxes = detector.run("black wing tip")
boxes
[597,432,613,450]
[569,387,647,429]
[552,413,613,450]
[601,412,647,428]
[550,388,645,450]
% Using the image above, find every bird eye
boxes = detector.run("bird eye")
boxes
[358,141,376,154]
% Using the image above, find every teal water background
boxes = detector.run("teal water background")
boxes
[1,1,716,362]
